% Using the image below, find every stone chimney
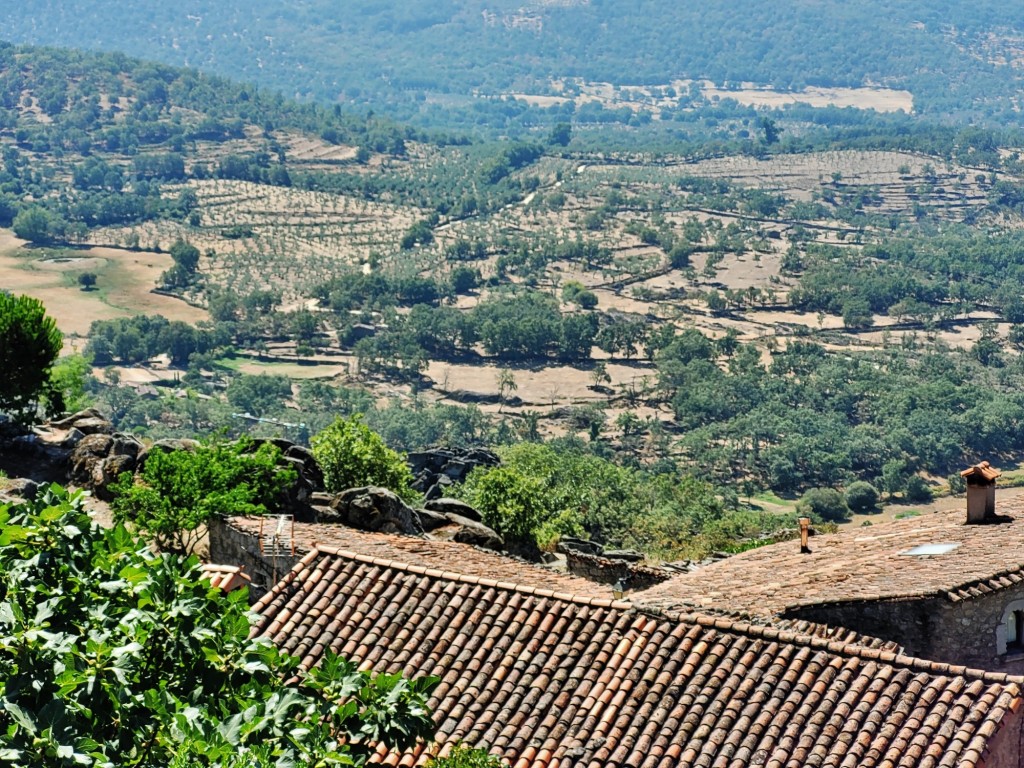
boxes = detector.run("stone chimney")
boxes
[961,461,1001,523]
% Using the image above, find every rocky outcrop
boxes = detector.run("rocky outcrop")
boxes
[408,447,500,500]
[319,486,424,535]
[0,408,129,488]
[308,487,504,553]
[69,431,144,500]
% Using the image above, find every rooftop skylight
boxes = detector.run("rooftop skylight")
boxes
[898,543,961,557]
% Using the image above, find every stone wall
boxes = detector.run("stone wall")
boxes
[786,581,1024,674]
[564,550,671,591]
[208,517,303,601]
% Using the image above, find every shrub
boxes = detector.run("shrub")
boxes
[844,481,879,513]
[312,414,419,502]
[111,437,296,555]
[797,487,849,523]
[456,466,545,547]
[905,475,933,503]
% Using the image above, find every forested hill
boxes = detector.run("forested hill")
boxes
[2,1,1022,128]
[0,41,416,154]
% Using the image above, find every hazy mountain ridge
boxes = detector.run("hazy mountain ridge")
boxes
[3,1,1022,126]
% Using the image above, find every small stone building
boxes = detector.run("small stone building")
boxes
[635,496,1024,674]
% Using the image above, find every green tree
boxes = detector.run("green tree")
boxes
[881,459,908,498]
[11,205,55,244]
[548,122,572,147]
[797,487,849,522]
[226,373,293,417]
[311,415,419,502]
[905,475,933,503]
[45,353,92,416]
[497,368,517,413]
[110,438,296,555]
[457,466,545,548]
[0,294,63,419]
[77,272,98,290]
[844,481,879,513]
[0,486,436,767]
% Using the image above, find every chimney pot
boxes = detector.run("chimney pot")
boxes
[961,462,1000,523]
[799,517,811,554]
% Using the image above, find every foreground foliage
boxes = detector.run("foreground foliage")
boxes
[0,486,437,767]
[110,438,297,555]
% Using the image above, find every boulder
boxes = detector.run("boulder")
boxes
[415,508,451,532]
[557,536,604,556]
[69,433,116,484]
[447,514,504,551]
[424,474,453,501]
[0,478,39,500]
[321,486,423,535]
[49,408,108,430]
[136,438,200,470]
[60,427,86,448]
[423,497,483,523]
[111,434,142,459]
[91,454,136,500]
[405,447,499,498]
[71,417,114,435]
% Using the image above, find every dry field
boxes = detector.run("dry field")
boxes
[514,78,914,116]
[0,231,206,348]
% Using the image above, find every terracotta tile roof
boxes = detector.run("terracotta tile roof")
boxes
[635,502,1024,617]
[252,546,1024,768]
[226,515,610,600]
[199,563,251,592]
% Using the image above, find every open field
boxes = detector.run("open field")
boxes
[514,79,915,116]
[0,231,207,346]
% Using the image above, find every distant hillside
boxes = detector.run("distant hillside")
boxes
[2,1,1023,127]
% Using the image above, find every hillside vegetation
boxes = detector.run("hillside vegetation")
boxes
[1,2,1022,130]
[4,42,1024,556]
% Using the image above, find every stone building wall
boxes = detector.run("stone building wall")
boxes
[933,583,1024,674]
[786,582,1024,674]
[208,517,303,601]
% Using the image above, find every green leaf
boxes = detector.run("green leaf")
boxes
[3,700,38,734]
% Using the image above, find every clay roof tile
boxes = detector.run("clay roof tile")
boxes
[251,545,1023,767]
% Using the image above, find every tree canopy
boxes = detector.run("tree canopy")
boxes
[0,293,63,420]
[311,415,419,502]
